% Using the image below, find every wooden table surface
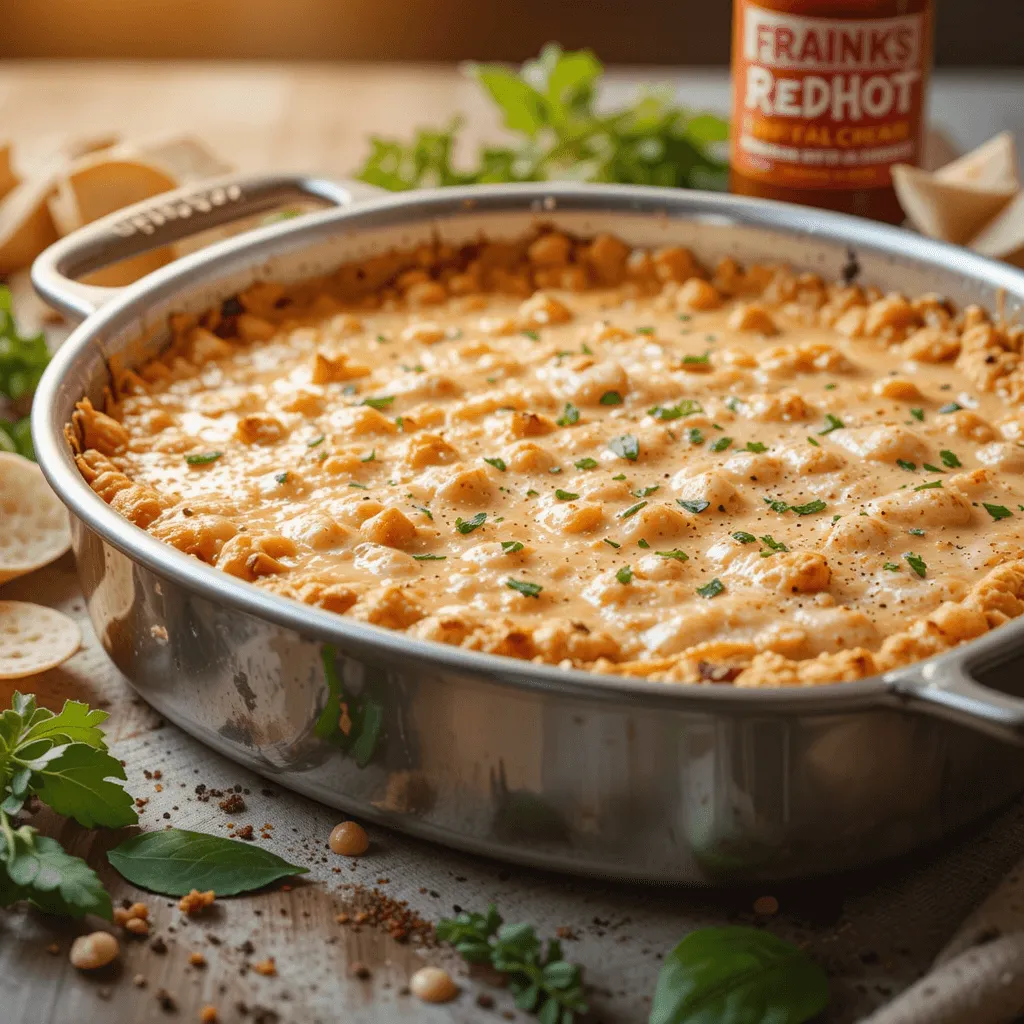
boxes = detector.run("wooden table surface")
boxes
[3,60,1024,1024]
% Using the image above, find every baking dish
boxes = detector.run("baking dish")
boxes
[29,175,1024,882]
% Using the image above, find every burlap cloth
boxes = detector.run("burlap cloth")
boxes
[108,719,1024,1024]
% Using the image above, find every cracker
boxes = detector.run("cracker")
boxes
[0,453,72,585]
[937,131,1020,191]
[0,601,80,679]
[971,190,1024,266]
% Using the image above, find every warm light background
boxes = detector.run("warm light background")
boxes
[1,0,1022,64]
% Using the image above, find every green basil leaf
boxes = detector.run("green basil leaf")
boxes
[470,66,547,136]
[108,829,308,897]
[18,700,110,751]
[649,926,829,1024]
[31,744,137,829]
[1,829,112,920]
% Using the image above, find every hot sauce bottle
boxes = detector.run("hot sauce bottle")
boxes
[730,0,934,223]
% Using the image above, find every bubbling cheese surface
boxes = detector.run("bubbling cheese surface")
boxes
[70,230,1024,686]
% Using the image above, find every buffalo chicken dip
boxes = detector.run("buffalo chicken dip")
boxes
[69,229,1024,686]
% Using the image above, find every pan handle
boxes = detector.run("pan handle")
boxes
[32,173,383,321]
[887,652,1024,745]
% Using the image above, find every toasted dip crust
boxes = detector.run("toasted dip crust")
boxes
[69,230,1024,686]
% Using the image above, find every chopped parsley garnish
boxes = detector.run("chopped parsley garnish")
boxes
[682,351,711,365]
[395,416,405,431]
[361,449,376,462]
[413,505,433,520]
[307,435,325,448]
[817,413,845,435]
[455,512,487,534]
[612,473,626,481]
[708,436,732,453]
[913,480,943,491]
[744,441,768,454]
[608,434,640,461]
[807,436,820,447]
[905,552,927,578]
[648,398,703,421]
[599,390,623,406]
[678,314,692,322]
[637,539,650,548]
[616,566,634,585]
[940,449,961,468]
[677,499,710,514]
[604,539,621,549]
[555,489,579,501]
[759,534,788,553]
[938,402,963,414]
[984,503,1013,521]
[557,402,580,427]
[574,457,599,470]
[484,457,507,472]
[635,326,655,335]
[883,562,900,572]
[910,408,925,421]
[922,463,945,474]
[581,342,593,355]
[526,488,539,497]
[791,499,827,515]
[506,578,543,598]
[501,540,525,553]
[697,578,725,599]
[732,531,756,544]
[361,395,395,410]
[824,383,837,391]
[521,329,540,341]
[274,471,289,484]
[765,498,789,513]
[619,501,648,519]
[549,466,563,474]
[909,528,926,536]
[687,427,705,445]
[348,481,368,489]
[656,549,689,561]
[633,485,660,498]
[725,396,743,413]
[413,553,447,561]
[185,451,222,465]
[896,459,916,471]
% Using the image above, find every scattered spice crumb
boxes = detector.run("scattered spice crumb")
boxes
[150,936,168,954]
[351,962,371,980]
[189,951,208,968]
[179,889,216,915]
[219,793,246,814]
[476,992,495,1009]
[133,973,148,987]
[156,988,177,1013]
[46,943,60,956]
[753,895,780,916]
[235,824,255,841]
[199,1007,218,1023]
[254,958,277,977]
[126,917,150,937]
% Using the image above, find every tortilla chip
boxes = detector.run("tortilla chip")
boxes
[891,163,1017,246]
[0,453,72,585]
[970,190,1024,266]
[0,174,61,276]
[49,152,179,286]
[937,132,1020,191]
[0,144,18,204]
[0,601,80,679]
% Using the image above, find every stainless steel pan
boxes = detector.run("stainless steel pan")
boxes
[29,175,1024,883]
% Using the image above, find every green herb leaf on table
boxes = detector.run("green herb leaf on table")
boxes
[438,903,588,1023]
[355,45,727,193]
[649,926,829,1024]
[29,743,137,830]
[108,829,308,897]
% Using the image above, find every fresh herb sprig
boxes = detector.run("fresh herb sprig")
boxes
[437,904,588,1023]
[0,693,137,919]
[0,286,50,460]
[355,45,727,193]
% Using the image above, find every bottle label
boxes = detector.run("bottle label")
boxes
[731,3,928,190]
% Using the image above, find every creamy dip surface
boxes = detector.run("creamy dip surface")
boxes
[70,229,1024,686]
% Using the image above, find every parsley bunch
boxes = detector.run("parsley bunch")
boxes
[355,44,728,192]
[437,903,588,1023]
[0,693,137,918]
[0,285,51,460]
